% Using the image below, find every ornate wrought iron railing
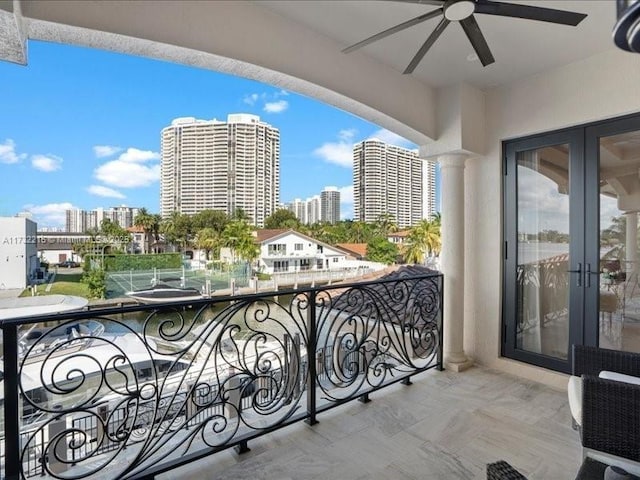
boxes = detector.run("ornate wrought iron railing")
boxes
[0,270,443,480]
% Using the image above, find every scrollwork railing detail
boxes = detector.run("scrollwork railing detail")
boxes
[3,270,442,479]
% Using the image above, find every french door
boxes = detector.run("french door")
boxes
[503,129,585,372]
[503,113,640,373]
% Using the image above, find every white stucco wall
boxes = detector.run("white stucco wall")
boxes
[0,217,38,290]
[38,249,77,265]
[467,48,640,388]
[259,232,347,274]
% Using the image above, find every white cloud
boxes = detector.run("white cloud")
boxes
[87,185,126,199]
[95,162,160,188]
[368,128,415,148]
[339,185,354,220]
[0,139,26,164]
[118,148,160,163]
[243,89,290,112]
[338,185,354,204]
[23,202,75,227]
[93,145,122,158]
[31,154,63,172]
[243,93,260,106]
[264,100,289,114]
[313,130,358,168]
[93,146,161,188]
[338,129,356,142]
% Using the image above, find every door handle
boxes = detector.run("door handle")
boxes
[585,263,600,288]
[567,263,582,287]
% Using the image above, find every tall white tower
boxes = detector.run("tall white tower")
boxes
[353,139,424,228]
[320,186,341,224]
[160,114,280,227]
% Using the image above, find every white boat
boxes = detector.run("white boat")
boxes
[0,322,305,429]
[126,283,204,303]
[0,295,88,320]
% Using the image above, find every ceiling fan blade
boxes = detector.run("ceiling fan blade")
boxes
[404,17,450,74]
[460,15,495,67]
[381,0,445,5]
[342,8,443,54]
[474,0,587,26]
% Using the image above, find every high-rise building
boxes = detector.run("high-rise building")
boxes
[423,161,437,221]
[306,195,321,225]
[320,186,340,224]
[65,206,140,232]
[353,139,427,228]
[66,209,89,233]
[160,114,280,227]
[286,198,308,224]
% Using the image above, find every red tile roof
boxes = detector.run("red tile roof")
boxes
[254,229,290,243]
[335,243,368,258]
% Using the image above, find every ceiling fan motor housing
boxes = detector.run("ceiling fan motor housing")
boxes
[613,0,640,52]
[444,0,476,22]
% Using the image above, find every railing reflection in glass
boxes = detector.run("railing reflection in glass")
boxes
[1,269,443,480]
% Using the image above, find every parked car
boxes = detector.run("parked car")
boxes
[58,260,81,268]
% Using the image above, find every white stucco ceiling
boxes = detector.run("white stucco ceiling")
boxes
[260,0,616,89]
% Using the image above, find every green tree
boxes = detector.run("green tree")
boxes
[366,236,398,265]
[222,220,258,263]
[194,227,221,260]
[193,209,229,232]
[134,207,156,254]
[161,212,193,251]
[404,219,441,264]
[264,209,300,229]
[82,268,106,299]
[150,214,163,252]
[99,219,131,252]
[231,208,250,222]
[374,213,398,238]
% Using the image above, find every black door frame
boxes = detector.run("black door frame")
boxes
[584,115,640,348]
[503,111,640,373]
[503,128,584,373]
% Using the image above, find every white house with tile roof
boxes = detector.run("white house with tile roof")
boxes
[255,229,347,274]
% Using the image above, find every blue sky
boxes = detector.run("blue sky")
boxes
[0,40,431,228]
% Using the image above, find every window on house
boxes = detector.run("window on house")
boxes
[294,243,303,251]
[268,244,286,255]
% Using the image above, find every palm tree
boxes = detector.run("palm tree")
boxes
[404,219,441,264]
[375,213,398,238]
[222,220,257,263]
[150,214,162,253]
[134,208,154,254]
[161,212,193,252]
[194,228,221,260]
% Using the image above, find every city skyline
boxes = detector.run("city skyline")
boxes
[0,41,436,229]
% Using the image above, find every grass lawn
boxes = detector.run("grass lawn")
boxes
[20,272,90,298]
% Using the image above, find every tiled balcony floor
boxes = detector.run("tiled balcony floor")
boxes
[159,367,581,480]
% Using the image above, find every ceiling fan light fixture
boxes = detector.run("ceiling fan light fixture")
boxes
[444,0,475,21]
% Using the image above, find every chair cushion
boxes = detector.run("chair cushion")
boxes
[599,371,640,386]
[568,375,582,426]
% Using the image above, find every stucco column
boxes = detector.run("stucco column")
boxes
[626,212,638,275]
[439,153,472,372]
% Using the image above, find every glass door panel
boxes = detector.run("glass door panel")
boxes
[598,130,640,353]
[516,145,571,359]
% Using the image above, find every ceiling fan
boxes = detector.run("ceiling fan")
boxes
[342,0,588,74]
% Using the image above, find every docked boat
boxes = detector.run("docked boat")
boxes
[126,283,204,303]
[0,294,88,321]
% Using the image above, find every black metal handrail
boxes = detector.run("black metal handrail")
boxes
[1,270,443,480]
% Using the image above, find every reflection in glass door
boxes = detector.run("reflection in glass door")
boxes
[597,129,640,353]
[516,145,571,359]
[504,128,584,373]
